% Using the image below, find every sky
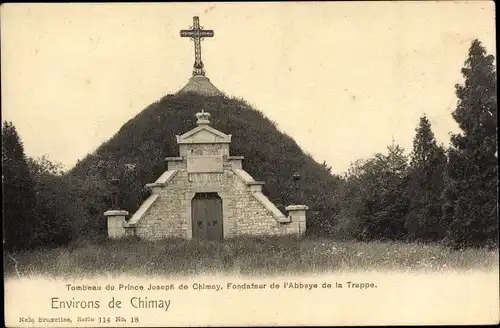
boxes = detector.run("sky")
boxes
[1,2,496,174]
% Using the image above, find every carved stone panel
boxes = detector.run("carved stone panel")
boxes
[187,155,223,173]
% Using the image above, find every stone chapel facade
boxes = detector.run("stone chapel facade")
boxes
[104,110,308,241]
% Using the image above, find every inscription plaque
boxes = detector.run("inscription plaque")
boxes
[187,155,224,173]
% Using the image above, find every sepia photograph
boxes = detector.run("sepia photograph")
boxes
[2,2,498,326]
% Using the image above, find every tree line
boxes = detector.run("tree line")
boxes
[2,39,497,250]
[334,40,497,249]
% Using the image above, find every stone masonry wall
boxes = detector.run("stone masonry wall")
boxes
[225,172,283,237]
[135,166,286,240]
[134,171,188,239]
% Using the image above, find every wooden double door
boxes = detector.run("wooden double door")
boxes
[191,192,223,241]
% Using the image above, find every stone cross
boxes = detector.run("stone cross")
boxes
[180,16,215,76]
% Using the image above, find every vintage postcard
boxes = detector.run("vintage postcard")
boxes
[2,2,498,327]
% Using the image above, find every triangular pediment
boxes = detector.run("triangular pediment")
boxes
[176,125,232,144]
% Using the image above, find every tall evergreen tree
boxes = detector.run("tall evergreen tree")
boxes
[443,39,498,248]
[356,143,410,241]
[2,121,38,250]
[406,115,447,241]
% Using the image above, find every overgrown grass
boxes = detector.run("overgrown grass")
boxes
[4,236,498,278]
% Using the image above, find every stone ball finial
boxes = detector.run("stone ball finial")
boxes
[196,109,211,125]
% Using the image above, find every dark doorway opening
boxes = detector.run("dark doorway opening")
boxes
[191,192,223,241]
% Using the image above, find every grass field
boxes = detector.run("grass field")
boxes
[3,236,499,278]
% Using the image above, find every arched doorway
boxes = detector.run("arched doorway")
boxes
[191,192,223,241]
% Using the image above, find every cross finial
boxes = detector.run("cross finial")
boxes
[180,16,215,77]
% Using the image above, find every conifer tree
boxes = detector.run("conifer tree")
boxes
[358,143,410,241]
[443,39,498,248]
[406,116,447,241]
[2,121,38,250]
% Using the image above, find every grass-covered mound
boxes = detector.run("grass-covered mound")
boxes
[69,92,343,238]
[4,236,498,278]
